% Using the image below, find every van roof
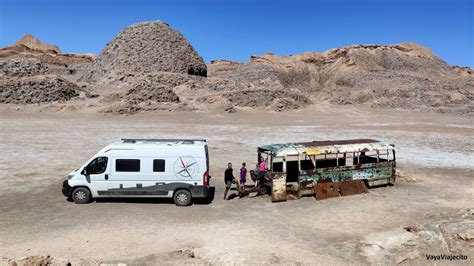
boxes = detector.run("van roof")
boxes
[106,138,207,148]
[258,139,394,157]
[122,138,206,144]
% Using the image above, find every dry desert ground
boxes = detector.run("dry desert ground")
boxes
[0,106,473,265]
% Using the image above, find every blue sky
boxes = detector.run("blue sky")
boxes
[0,0,472,66]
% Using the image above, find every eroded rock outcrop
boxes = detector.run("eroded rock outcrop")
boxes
[1,25,472,114]
[208,43,474,114]
[0,75,80,104]
[82,21,207,83]
[13,34,61,54]
[0,58,48,77]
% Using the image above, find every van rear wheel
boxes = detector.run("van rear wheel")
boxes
[174,190,192,206]
[72,187,91,204]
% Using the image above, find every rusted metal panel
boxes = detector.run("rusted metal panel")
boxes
[339,180,368,196]
[314,180,368,200]
[271,174,287,202]
[314,182,341,200]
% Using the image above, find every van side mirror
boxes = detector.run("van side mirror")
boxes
[81,168,88,176]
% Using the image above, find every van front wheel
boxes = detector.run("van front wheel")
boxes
[174,190,192,206]
[72,187,91,204]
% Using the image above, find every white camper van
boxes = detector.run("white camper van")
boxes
[62,139,210,206]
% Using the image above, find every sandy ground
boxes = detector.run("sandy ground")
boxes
[0,105,473,265]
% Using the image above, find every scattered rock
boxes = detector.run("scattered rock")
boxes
[0,75,81,104]
[0,58,48,77]
[395,251,419,264]
[101,249,205,265]
[223,88,311,110]
[355,209,474,264]
[403,225,420,233]
[457,230,474,241]
[78,91,87,100]
[396,170,419,183]
[452,65,474,77]
[2,255,93,266]
[224,104,235,113]
[127,78,180,103]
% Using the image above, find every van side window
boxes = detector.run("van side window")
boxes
[116,159,140,172]
[87,157,108,174]
[153,159,166,172]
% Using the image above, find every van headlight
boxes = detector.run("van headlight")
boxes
[67,174,74,180]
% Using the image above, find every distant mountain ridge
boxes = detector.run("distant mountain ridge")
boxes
[13,34,61,54]
[207,42,473,113]
[0,25,472,115]
[0,34,94,68]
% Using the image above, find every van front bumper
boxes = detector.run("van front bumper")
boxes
[190,185,209,198]
[62,180,72,197]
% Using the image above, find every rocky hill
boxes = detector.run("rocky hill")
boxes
[0,22,472,114]
[13,34,61,54]
[0,34,94,81]
[82,21,207,83]
[0,35,92,105]
[208,43,473,114]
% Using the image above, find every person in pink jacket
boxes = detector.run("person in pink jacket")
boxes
[258,157,266,181]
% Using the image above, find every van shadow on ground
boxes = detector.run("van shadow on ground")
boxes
[87,187,216,205]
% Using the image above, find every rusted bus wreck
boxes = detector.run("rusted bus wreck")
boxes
[253,139,396,202]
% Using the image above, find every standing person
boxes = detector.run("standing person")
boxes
[255,157,266,187]
[254,163,260,187]
[240,162,247,190]
[224,163,239,200]
[258,157,266,179]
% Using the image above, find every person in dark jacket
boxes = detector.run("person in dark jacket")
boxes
[224,163,239,200]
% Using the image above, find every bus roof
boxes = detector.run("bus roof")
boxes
[258,139,394,157]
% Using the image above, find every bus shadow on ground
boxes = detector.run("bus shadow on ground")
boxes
[91,187,216,205]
